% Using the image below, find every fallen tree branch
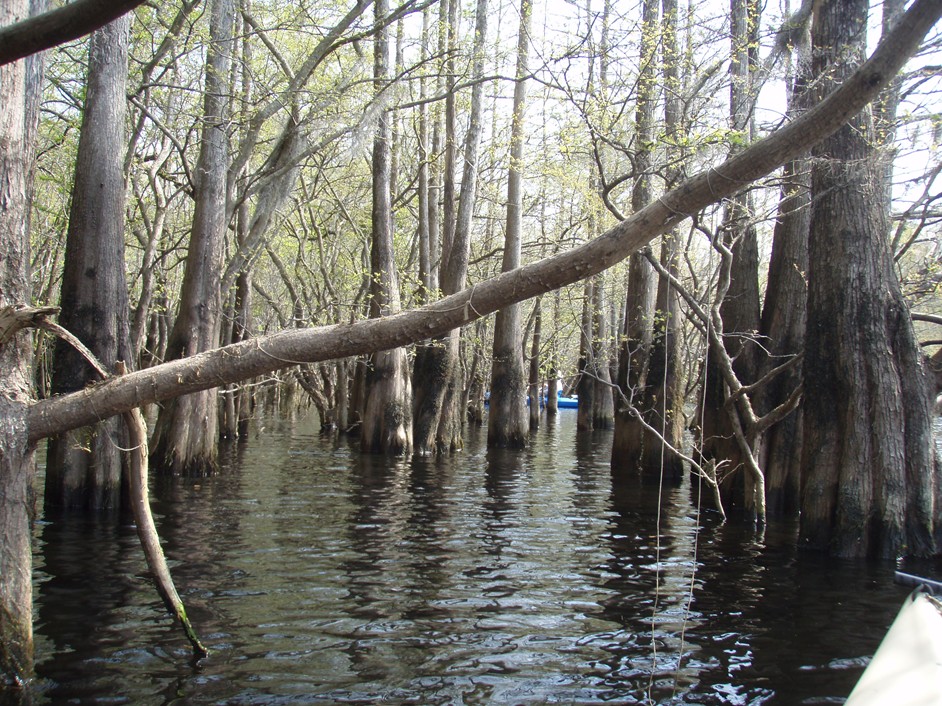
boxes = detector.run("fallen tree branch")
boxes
[0,0,150,66]
[26,0,942,443]
[117,362,209,659]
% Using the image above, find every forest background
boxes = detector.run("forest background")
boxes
[2,0,942,687]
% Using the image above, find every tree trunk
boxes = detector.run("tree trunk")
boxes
[413,0,488,455]
[758,22,811,516]
[150,0,233,475]
[409,2,440,452]
[0,0,42,685]
[591,278,615,428]
[546,292,560,416]
[361,0,412,455]
[45,14,132,512]
[612,0,659,474]
[698,0,763,513]
[799,0,939,558]
[416,4,434,301]
[635,0,687,479]
[220,2,254,442]
[529,298,542,430]
[488,0,532,449]
[577,279,596,430]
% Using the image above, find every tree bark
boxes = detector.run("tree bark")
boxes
[612,0,658,473]
[698,0,763,514]
[150,0,233,475]
[361,0,412,455]
[488,0,532,449]
[758,15,812,515]
[45,14,132,512]
[529,298,543,430]
[577,279,596,430]
[591,279,615,428]
[640,0,687,479]
[799,0,939,558]
[0,0,42,686]
[413,0,488,455]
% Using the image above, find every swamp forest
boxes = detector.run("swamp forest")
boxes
[2,0,942,699]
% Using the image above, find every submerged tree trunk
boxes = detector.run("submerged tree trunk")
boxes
[529,298,543,430]
[637,0,687,479]
[758,23,811,516]
[150,0,233,475]
[45,15,132,512]
[577,278,596,431]
[591,279,615,429]
[799,0,939,558]
[409,1,443,453]
[413,0,488,455]
[0,0,43,685]
[488,0,532,449]
[612,0,658,474]
[698,0,762,513]
[361,0,412,455]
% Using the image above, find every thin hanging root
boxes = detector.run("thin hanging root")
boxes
[119,366,209,658]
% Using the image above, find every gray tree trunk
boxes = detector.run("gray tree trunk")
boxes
[413,0,488,455]
[799,0,939,558]
[698,0,763,513]
[635,0,687,479]
[0,0,43,685]
[45,15,132,512]
[150,0,233,475]
[612,0,658,473]
[577,278,596,431]
[529,298,543,430]
[361,0,413,455]
[487,0,532,449]
[758,22,811,515]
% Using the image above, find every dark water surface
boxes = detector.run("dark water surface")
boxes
[30,411,937,704]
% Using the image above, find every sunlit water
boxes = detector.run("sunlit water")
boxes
[28,410,938,704]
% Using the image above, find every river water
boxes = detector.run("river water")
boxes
[28,410,939,704]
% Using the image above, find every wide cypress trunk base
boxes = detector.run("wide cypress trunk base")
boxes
[362,348,413,455]
[150,390,219,475]
[436,365,464,453]
[762,413,802,516]
[611,412,684,483]
[412,337,453,456]
[487,353,528,450]
[799,0,938,559]
[45,420,125,511]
